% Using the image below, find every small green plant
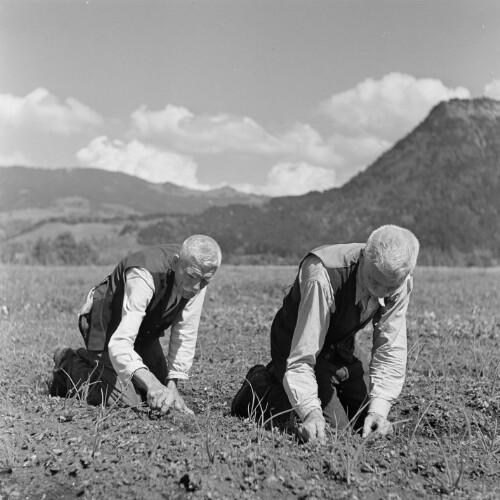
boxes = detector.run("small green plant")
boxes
[193,399,218,465]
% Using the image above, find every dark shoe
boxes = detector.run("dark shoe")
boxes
[49,346,75,397]
[231,364,271,418]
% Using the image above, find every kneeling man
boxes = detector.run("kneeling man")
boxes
[51,235,222,416]
[231,225,419,443]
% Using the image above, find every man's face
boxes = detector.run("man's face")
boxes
[175,258,217,299]
[360,257,405,299]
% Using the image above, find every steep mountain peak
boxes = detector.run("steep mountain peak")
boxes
[425,97,500,125]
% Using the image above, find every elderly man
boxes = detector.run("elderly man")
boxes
[50,234,222,416]
[231,225,419,444]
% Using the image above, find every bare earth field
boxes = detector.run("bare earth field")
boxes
[0,264,499,500]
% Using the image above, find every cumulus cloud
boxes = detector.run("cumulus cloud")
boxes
[0,88,103,135]
[76,136,206,188]
[0,88,104,167]
[484,80,500,100]
[278,123,339,163]
[235,162,336,197]
[320,73,470,142]
[130,105,337,164]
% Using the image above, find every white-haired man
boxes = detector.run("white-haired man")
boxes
[232,225,419,444]
[51,235,222,416]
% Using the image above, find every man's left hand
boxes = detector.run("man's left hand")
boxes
[362,412,392,439]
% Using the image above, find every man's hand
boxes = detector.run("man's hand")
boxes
[362,411,392,439]
[147,379,194,416]
[297,408,326,445]
[133,369,194,416]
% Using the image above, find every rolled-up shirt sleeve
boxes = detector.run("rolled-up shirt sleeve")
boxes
[283,256,334,422]
[369,275,413,418]
[167,287,206,380]
[108,267,154,384]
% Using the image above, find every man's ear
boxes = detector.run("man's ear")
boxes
[172,254,179,267]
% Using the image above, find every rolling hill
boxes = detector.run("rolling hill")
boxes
[0,166,266,215]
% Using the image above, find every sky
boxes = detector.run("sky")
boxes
[1,0,500,196]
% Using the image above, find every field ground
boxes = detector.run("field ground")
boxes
[0,264,499,499]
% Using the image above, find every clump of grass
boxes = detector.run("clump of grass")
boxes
[475,416,500,457]
[422,406,472,495]
[192,397,219,465]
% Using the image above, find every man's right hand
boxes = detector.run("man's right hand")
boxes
[133,368,194,416]
[297,408,326,445]
[146,381,175,414]
[146,379,194,416]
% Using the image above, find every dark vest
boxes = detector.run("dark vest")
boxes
[83,245,188,351]
[270,243,379,380]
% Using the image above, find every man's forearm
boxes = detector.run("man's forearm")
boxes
[369,328,407,418]
[132,367,162,392]
[369,289,409,419]
[167,289,205,378]
[133,368,179,392]
[283,367,322,421]
[108,318,149,382]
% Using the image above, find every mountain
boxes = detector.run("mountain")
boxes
[137,98,500,266]
[0,166,266,215]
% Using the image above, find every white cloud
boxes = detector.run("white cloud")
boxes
[484,80,500,100]
[130,105,337,164]
[76,136,206,188]
[0,88,103,134]
[131,104,274,154]
[235,162,336,197]
[0,88,104,167]
[320,73,470,142]
[278,123,340,163]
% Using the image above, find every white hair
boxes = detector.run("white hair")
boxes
[180,234,222,270]
[365,225,419,281]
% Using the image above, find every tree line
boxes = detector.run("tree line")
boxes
[1,232,98,265]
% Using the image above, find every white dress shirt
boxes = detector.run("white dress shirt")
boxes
[283,254,411,421]
[107,267,206,385]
